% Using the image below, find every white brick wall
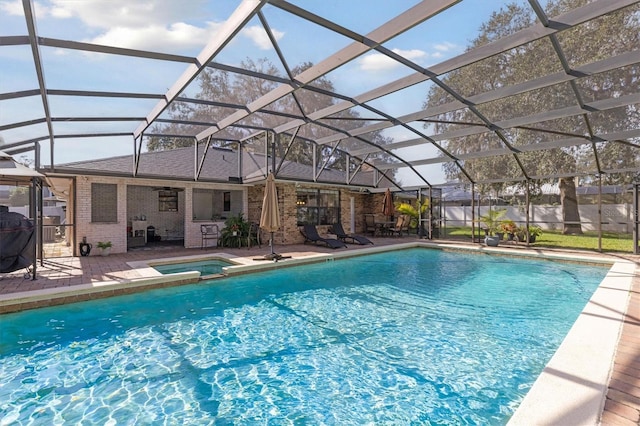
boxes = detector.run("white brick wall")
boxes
[74,175,248,254]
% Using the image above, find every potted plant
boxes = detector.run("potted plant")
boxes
[97,241,112,256]
[516,225,542,243]
[476,209,506,246]
[500,220,518,241]
[221,214,249,247]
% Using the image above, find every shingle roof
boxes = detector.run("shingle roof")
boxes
[51,146,381,188]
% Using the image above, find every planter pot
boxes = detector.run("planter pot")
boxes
[517,234,537,243]
[100,247,111,256]
[484,236,500,247]
[79,242,92,256]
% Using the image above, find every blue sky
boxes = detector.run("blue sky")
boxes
[0,0,538,186]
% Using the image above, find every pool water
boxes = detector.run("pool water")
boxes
[152,259,233,275]
[0,248,607,424]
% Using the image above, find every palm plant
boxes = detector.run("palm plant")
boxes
[395,200,429,229]
[477,209,507,236]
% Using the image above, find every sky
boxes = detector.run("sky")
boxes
[0,0,541,187]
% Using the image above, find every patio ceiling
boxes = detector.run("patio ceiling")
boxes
[1,0,639,191]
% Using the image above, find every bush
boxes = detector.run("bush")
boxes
[97,241,112,249]
[220,214,249,247]
[500,220,517,234]
[516,225,542,242]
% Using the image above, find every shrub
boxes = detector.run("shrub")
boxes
[97,241,112,249]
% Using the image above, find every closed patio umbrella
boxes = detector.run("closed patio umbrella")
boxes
[382,188,394,220]
[258,173,285,261]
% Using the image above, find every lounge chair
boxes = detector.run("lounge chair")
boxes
[300,224,347,249]
[329,223,373,245]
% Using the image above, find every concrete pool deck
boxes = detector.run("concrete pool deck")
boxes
[0,237,638,424]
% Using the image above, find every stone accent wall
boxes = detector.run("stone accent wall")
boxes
[246,182,378,245]
[280,183,299,244]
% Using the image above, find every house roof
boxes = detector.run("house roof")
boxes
[51,145,381,188]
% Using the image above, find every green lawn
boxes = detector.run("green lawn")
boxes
[439,226,635,253]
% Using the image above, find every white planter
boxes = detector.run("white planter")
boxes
[484,236,500,247]
[100,247,111,256]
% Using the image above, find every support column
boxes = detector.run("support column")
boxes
[634,183,639,255]
[471,183,476,244]
[525,181,530,247]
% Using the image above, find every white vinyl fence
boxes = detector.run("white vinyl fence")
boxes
[442,204,633,233]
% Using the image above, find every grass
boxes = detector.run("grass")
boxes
[439,226,635,253]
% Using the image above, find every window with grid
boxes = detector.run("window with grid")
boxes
[91,183,117,223]
[296,189,340,226]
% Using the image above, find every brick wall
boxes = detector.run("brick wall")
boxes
[76,176,128,255]
[75,175,248,254]
[74,174,382,254]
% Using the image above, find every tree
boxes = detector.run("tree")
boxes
[424,0,639,234]
[9,187,29,206]
[148,58,392,175]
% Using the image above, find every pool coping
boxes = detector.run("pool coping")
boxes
[0,242,634,424]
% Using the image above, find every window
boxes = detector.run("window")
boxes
[296,189,340,225]
[192,189,214,220]
[192,189,242,220]
[91,183,117,222]
[158,190,178,212]
[223,191,231,212]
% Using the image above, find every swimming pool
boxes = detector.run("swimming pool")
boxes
[151,258,233,276]
[0,248,608,424]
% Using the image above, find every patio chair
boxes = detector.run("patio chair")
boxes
[364,214,377,236]
[200,224,220,249]
[329,223,373,245]
[388,215,409,237]
[300,224,347,249]
[247,221,261,249]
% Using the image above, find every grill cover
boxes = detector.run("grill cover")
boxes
[0,211,35,273]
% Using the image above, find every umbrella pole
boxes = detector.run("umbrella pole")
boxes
[270,231,275,256]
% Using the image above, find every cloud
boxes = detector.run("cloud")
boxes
[17,1,283,54]
[1,0,52,18]
[90,21,220,52]
[46,0,207,29]
[359,48,426,72]
[433,41,457,52]
[0,0,23,16]
[358,42,463,72]
[241,25,283,50]
[9,0,214,51]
